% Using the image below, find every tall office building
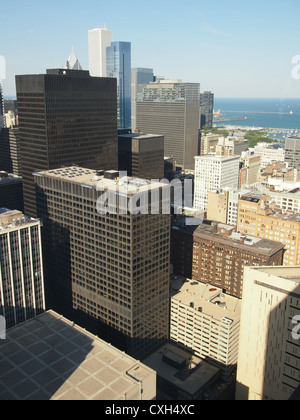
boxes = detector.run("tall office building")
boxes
[107,42,132,129]
[194,155,240,211]
[285,135,300,169]
[0,172,24,212]
[16,68,118,217]
[118,131,164,180]
[88,27,113,77]
[0,208,45,329]
[34,166,171,360]
[131,68,154,131]
[236,266,300,400]
[200,91,214,129]
[136,80,200,170]
[0,84,4,130]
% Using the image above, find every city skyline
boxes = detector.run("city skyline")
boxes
[1,0,300,98]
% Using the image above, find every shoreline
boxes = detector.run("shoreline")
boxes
[213,124,300,141]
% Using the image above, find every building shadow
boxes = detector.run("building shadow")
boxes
[166,340,237,400]
[236,272,300,400]
[35,185,73,319]
[261,288,300,400]
[0,309,94,400]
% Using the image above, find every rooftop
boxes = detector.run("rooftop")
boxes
[0,209,40,232]
[249,266,300,284]
[34,166,168,195]
[0,311,156,401]
[195,154,239,162]
[143,342,220,397]
[170,278,241,325]
[118,133,163,140]
[0,171,22,185]
[240,193,300,222]
[194,223,284,254]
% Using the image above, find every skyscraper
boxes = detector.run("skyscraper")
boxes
[107,42,132,129]
[200,91,214,129]
[88,27,112,77]
[118,131,165,180]
[194,155,240,211]
[0,172,24,212]
[136,80,200,170]
[0,84,4,131]
[0,208,45,329]
[131,68,154,131]
[65,47,82,71]
[34,166,171,360]
[16,68,118,217]
[0,127,21,176]
[236,266,300,400]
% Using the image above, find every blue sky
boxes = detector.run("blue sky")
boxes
[1,0,300,98]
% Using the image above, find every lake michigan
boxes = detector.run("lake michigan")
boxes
[213,98,300,141]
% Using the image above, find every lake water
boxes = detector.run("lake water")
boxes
[213,98,300,141]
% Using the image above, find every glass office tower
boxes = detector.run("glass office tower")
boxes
[107,42,132,129]
[16,68,118,217]
[200,91,214,129]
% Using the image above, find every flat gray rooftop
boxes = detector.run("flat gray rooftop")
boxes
[143,342,220,398]
[0,311,156,400]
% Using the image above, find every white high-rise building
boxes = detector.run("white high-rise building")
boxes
[0,84,4,130]
[170,278,241,379]
[236,266,300,401]
[0,209,45,329]
[88,27,112,77]
[194,155,240,211]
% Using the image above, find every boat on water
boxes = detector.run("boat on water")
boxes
[290,110,293,115]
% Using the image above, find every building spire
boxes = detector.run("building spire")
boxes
[65,47,82,71]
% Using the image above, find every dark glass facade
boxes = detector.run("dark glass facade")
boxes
[16,69,118,217]
[0,128,21,176]
[118,132,165,180]
[200,91,214,129]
